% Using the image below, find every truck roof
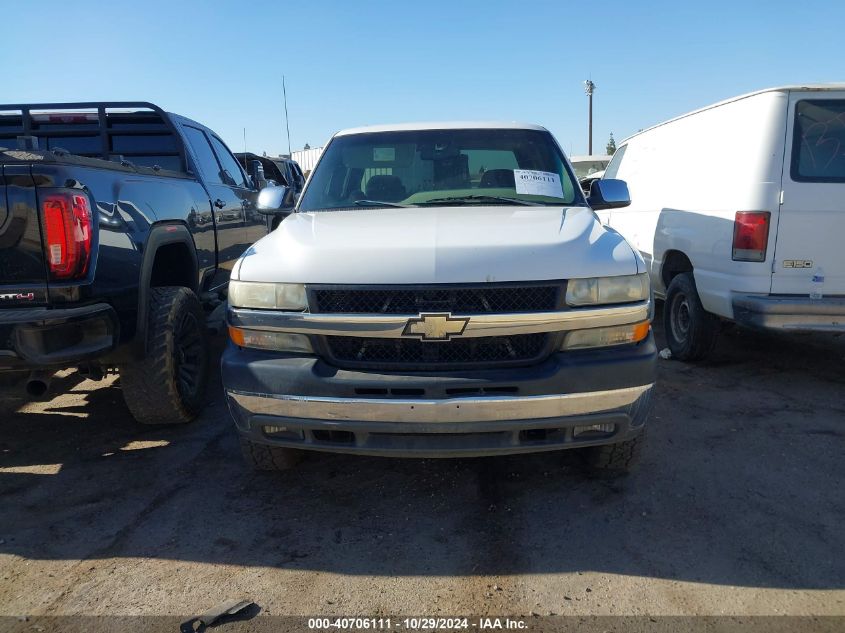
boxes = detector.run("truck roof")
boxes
[334,121,548,137]
[621,84,845,144]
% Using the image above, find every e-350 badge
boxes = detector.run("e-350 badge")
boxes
[783,260,813,268]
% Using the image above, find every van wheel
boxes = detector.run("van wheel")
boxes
[664,273,719,361]
[239,437,302,471]
[581,432,645,477]
[121,287,209,425]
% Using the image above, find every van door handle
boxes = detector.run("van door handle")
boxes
[214,199,226,209]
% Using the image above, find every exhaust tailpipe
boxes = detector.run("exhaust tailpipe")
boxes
[25,371,52,400]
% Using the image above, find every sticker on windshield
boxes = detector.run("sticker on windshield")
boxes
[513,170,563,198]
[373,147,395,162]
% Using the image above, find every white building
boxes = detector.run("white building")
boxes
[291,147,323,173]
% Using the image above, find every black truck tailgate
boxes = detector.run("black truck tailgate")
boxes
[0,164,48,306]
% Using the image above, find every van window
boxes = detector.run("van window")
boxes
[791,100,845,182]
[603,145,626,179]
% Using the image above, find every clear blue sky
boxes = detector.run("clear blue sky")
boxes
[2,0,843,157]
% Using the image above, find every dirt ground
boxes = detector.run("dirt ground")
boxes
[1,311,843,622]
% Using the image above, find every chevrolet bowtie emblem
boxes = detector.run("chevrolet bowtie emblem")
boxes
[402,312,470,342]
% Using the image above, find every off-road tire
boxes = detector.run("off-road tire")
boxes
[664,272,719,361]
[582,431,646,477]
[121,287,209,425]
[239,437,302,471]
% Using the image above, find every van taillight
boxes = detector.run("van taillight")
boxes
[732,211,770,262]
[42,192,93,279]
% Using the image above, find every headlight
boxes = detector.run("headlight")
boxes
[228,280,307,310]
[228,327,314,353]
[565,273,649,306]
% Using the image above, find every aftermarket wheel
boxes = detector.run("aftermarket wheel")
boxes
[121,287,209,424]
[663,272,719,361]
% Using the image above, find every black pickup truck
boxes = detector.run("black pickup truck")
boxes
[0,102,288,424]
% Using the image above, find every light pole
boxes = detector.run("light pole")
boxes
[583,80,595,155]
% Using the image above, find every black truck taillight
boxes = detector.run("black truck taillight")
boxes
[732,211,770,262]
[41,192,93,280]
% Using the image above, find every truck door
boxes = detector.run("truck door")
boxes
[182,126,249,283]
[773,92,845,295]
[207,134,264,246]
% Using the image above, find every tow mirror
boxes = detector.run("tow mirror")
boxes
[587,178,631,211]
[257,185,295,216]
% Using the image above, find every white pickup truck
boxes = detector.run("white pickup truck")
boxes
[222,122,655,474]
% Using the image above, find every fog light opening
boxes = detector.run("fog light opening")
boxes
[262,425,304,440]
[572,423,616,438]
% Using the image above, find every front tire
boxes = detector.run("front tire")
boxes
[239,437,302,471]
[581,432,645,477]
[663,272,719,361]
[121,287,209,425]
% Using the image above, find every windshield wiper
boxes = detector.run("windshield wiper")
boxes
[417,195,545,207]
[353,199,413,208]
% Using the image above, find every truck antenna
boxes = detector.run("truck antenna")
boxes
[283,76,292,157]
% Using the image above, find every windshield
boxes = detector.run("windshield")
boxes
[297,128,582,211]
[571,159,610,179]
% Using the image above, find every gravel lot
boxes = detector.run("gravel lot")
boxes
[1,310,843,622]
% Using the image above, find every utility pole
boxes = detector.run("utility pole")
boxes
[282,76,292,158]
[583,80,595,155]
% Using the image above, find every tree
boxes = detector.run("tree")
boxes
[606,132,617,155]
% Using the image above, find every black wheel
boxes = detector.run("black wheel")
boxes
[581,431,646,477]
[120,287,209,425]
[663,272,719,361]
[239,437,302,471]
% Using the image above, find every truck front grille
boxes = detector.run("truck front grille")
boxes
[311,284,562,370]
[323,333,549,370]
[312,284,559,314]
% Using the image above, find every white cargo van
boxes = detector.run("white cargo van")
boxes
[600,85,845,360]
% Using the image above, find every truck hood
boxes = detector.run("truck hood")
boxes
[235,206,642,284]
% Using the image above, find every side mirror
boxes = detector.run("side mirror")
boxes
[257,185,295,216]
[251,160,267,189]
[587,178,631,211]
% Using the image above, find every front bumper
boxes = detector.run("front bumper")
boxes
[0,303,118,368]
[733,295,845,331]
[222,334,656,457]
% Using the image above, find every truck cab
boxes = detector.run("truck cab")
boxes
[222,122,655,474]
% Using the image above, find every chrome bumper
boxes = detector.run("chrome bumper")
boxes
[227,384,654,457]
[228,384,652,424]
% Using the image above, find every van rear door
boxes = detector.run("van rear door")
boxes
[772,91,845,295]
[0,164,48,306]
